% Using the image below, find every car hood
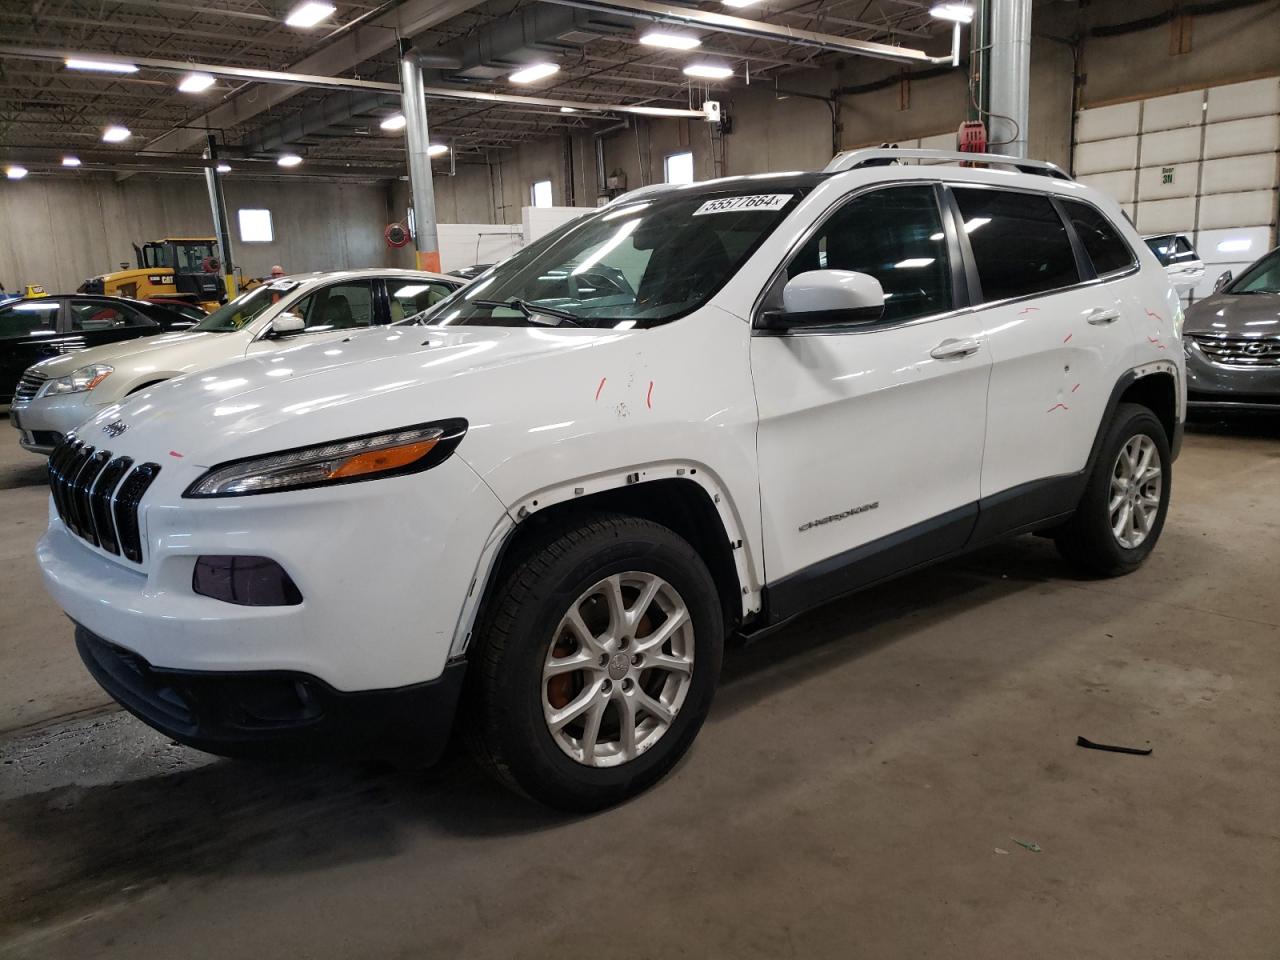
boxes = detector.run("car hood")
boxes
[78,323,635,466]
[1183,292,1280,337]
[31,330,225,376]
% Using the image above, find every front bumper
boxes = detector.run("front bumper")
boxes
[10,392,102,454]
[1184,338,1280,411]
[76,625,466,761]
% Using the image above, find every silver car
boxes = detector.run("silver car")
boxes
[1182,246,1280,413]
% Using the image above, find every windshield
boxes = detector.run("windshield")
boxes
[192,281,295,332]
[174,242,216,273]
[1229,248,1280,295]
[428,188,804,329]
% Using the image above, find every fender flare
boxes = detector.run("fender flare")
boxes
[447,460,763,658]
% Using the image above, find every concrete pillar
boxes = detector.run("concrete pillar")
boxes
[988,0,1031,158]
[400,49,441,273]
[202,134,237,299]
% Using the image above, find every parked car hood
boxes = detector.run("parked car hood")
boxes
[77,323,634,466]
[1183,292,1280,337]
[31,330,223,376]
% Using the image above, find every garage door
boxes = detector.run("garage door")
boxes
[1073,77,1280,302]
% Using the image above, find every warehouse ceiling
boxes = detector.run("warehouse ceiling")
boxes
[0,0,949,178]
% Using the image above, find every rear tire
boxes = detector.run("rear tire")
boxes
[1055,402,1171,577]
[465,513,724,811]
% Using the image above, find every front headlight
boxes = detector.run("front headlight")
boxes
[184,419,468,498]
[40,363,113,397]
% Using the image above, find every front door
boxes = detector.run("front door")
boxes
[0,298,66,401]
[751,184,992,616]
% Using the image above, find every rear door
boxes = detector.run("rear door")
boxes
[0,299,65,401]
[751,183,991,611]
[953,187,1136,506]
[66,299,161,350]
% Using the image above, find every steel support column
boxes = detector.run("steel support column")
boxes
[988,0,1031,158]
[202,135,237,300]
[400,50,441,273]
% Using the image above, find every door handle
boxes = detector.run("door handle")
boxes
[1086,307,1120,325]
[929,337,981,360]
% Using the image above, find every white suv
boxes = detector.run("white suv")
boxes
[37,150,1184,810]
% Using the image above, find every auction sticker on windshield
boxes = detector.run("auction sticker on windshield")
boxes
[692,194,791,216]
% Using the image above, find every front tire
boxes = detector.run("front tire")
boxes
[465,513,724,811]
[1055,402,1171,577]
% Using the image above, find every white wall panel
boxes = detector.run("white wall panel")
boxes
[1195,226,1274,264]
[1139,126,1203,164]
[1075,101,1140,142]
[1135,196,1197,234]
[1202,115,1280,159]
[1075,136,1139,175]
[1141,90,1205,132]
[1201,153,1279,194]
[1206,78,1280,123]
[1077,170,1137,205]
[1137,161,1200,200]
[1198,190,1277,228]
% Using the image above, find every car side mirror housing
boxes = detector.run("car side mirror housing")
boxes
[1213,270,1232,294]
[270,312,306,336]
[762,270,885,329]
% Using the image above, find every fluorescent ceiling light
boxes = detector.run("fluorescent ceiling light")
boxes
[277,153,303,167]
[65,57,138,74]
[560,106,578,113]
[640,30,701,50]
[62,155,81,167]
[427,144,449,157]
[216,162,232,173]
[102,125,131,142]
[894,257,935,268]
[509,62,559,84]
[930,3,974,23]
[284,1,335,28]
[721,0,760,6]
[394,285,431,298]
[380,114,407,131]
[683,63,734,79]
[6,165,28,180]
[178,72,216,93]
[626,106,696,117]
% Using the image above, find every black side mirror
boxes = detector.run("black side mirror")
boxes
[1213,270,1232,294]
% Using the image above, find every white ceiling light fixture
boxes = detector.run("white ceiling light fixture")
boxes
[216,162,232,173]
[65,57,138,74]
[380,114,407,131]
[178,71,216,93]
[930,3,975,23]
[721,0,760,7]
[560,106,578,113]
[6,165,28,180]
[102,125,131,142]
[683,63,734,79]
[639,30,701,50]
[284,1,336,28]
[62,155,81,167]
[277,153,303,167]
[509,62,560,84]
[427,144,449,157]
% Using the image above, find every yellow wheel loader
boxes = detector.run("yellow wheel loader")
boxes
[78,238,233,311]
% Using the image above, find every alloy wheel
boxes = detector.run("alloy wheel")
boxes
[1109,434,1162,549]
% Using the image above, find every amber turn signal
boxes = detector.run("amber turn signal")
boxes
[328,439,438,479]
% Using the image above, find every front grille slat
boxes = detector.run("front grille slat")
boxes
[48,439,158,565]
[1191,335,1280,367]
[12,370,47,405]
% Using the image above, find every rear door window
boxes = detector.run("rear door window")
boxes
[1061,200,1135,277]
[952,188,1080,302]
[386,279,457,321]
[68,300,157,331]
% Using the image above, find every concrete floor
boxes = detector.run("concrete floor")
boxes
[1,412,1277,959]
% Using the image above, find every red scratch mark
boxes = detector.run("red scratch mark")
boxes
[169,450,184,458]
[1147,336,1167,350]
[1071,383,1081,393]
[594,377,606,401]
[1047,403,1069,413]
[1145,309,1164,322]
[646,381,654,409]
[1062,332,1073,343]
[1019,306,1040,315]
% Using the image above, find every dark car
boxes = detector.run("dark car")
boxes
[1,295,193,404]
[1182,246,1280,413]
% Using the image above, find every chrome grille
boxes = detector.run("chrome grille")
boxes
[48,439,160,563]
[1190,335,1280,367]
[12,370,47,406]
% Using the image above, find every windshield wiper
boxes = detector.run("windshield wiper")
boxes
[471,298,583,326]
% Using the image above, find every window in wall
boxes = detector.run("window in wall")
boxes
[531,179,553,208]
[1061,200,1135,277]
[665,151,694,185]
[952,188,1079,302]
[238,208,274,243]
[784,185,953,324]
